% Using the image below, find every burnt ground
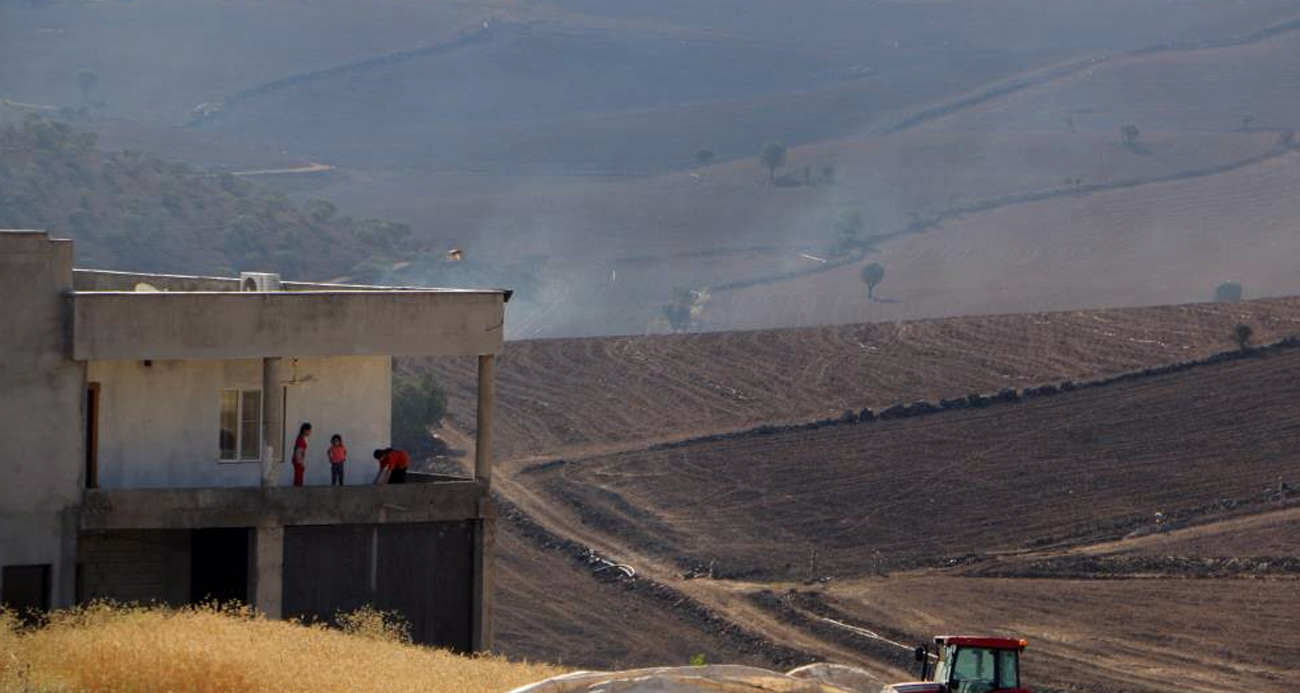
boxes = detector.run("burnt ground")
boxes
[488,331,1300,692]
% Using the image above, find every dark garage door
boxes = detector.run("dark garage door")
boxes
[283,522,474,651]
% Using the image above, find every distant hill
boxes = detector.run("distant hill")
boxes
[0,117,415,278]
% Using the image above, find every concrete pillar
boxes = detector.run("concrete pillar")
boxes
[474,355,495,486]
[261,358,285,486]
[471,506,495,652]
[56,508,80,608]
[251,525,283,618]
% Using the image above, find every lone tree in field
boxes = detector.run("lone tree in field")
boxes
[860,262,885,300]
[759,141,787,182]
[76,69,99,107]
[694,149,715,166]
[1233,323,1254,350]
[1120,123,1141,147]
[1214,281,1243,303]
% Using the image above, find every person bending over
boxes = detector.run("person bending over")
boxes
[373,447,409,484]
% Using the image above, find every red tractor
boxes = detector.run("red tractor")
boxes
[882,636,1033,693]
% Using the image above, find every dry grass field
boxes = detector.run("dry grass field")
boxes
[0,604,563,693]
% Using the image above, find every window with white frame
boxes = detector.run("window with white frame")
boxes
[219,389,262,461]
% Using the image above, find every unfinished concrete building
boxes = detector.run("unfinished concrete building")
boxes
[0,230,507,651]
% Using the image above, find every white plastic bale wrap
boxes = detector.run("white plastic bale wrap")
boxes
[504,664,882,693]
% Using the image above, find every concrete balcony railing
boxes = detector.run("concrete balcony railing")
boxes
[79,477,490,531]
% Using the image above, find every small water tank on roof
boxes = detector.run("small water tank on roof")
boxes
[240,272,281,291]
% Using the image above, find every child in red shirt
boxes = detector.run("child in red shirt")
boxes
[292,422,311,486]
[372,447,410,484]
[328,434,347,486]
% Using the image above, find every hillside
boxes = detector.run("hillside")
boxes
[0,117,415,278]
[518,345,1300,577]
[4,0,1287,172]
[491,339,1300,692]
[437,299,1300,685]
[710,142,1300,331]
[9,1,1300,337]
[425,297,1300,462]
[309,24,1300,337]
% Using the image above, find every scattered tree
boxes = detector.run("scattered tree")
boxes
[694,149,714,166]
[391,371,448,456]
[1232,323,1254,351]
[834,208,864,252]
[1213,281,1243,303]
[305,197,337,223]
[1120,123,1141,147]
[860,262,885,300]
[1278,131,1296,149]
[1240,113,1256,132]
[1063,116,1076,133]
[820,164,836,185]
[76,69,98,107]
[663,285,709,331]
[759,141,787,182]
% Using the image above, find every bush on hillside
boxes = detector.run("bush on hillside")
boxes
[1233,323,1253,350]
[1214,282,1243,303]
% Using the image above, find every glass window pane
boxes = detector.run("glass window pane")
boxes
[952,648,996,692]
[997,650,1019,688]
[219,390,238,459]
[239,390,262,459]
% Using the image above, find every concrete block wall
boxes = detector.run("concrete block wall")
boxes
[77,530,190,606]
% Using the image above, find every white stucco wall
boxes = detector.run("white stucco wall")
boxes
[88,356,391,489]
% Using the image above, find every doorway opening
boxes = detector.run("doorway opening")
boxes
[190,528,250,604]
[1,564,51,620]
[85,382,100,489]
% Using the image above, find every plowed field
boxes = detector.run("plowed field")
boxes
[814,577,1300,693]
[482,321,1300,692]
[517,346,1300,578]
[425,297,1300,462]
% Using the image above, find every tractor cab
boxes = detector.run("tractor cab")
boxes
[883,636,1032,693]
